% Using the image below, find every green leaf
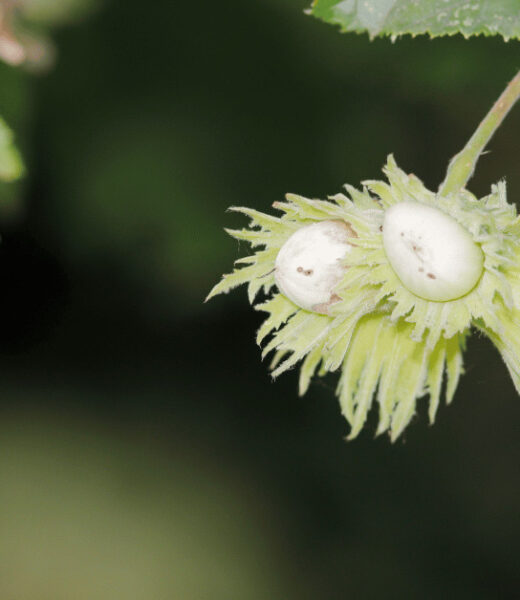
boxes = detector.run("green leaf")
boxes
[0,118,24,183]
[309,0,520,41]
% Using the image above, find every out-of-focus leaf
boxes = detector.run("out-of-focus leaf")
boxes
[309,0,520,41]
[0,118,24,183]
[0,408,292,600]
[0,0,101,70]
[20,0,101,27]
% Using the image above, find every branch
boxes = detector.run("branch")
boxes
[439,70,520,196]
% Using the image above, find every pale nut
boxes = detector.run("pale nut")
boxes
[383,202,484,302]
[274,220,356,314]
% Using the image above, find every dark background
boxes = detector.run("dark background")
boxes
[0,0,519,597]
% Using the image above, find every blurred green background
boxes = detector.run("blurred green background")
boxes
[0,0,519,597]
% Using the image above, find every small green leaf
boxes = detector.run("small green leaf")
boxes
[309,0,520,41]
[0,118,24,183]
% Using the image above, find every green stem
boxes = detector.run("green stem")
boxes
[439,70,520,196]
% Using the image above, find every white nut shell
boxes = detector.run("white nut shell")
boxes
[274,220,354,314]
[383,202,483,302]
